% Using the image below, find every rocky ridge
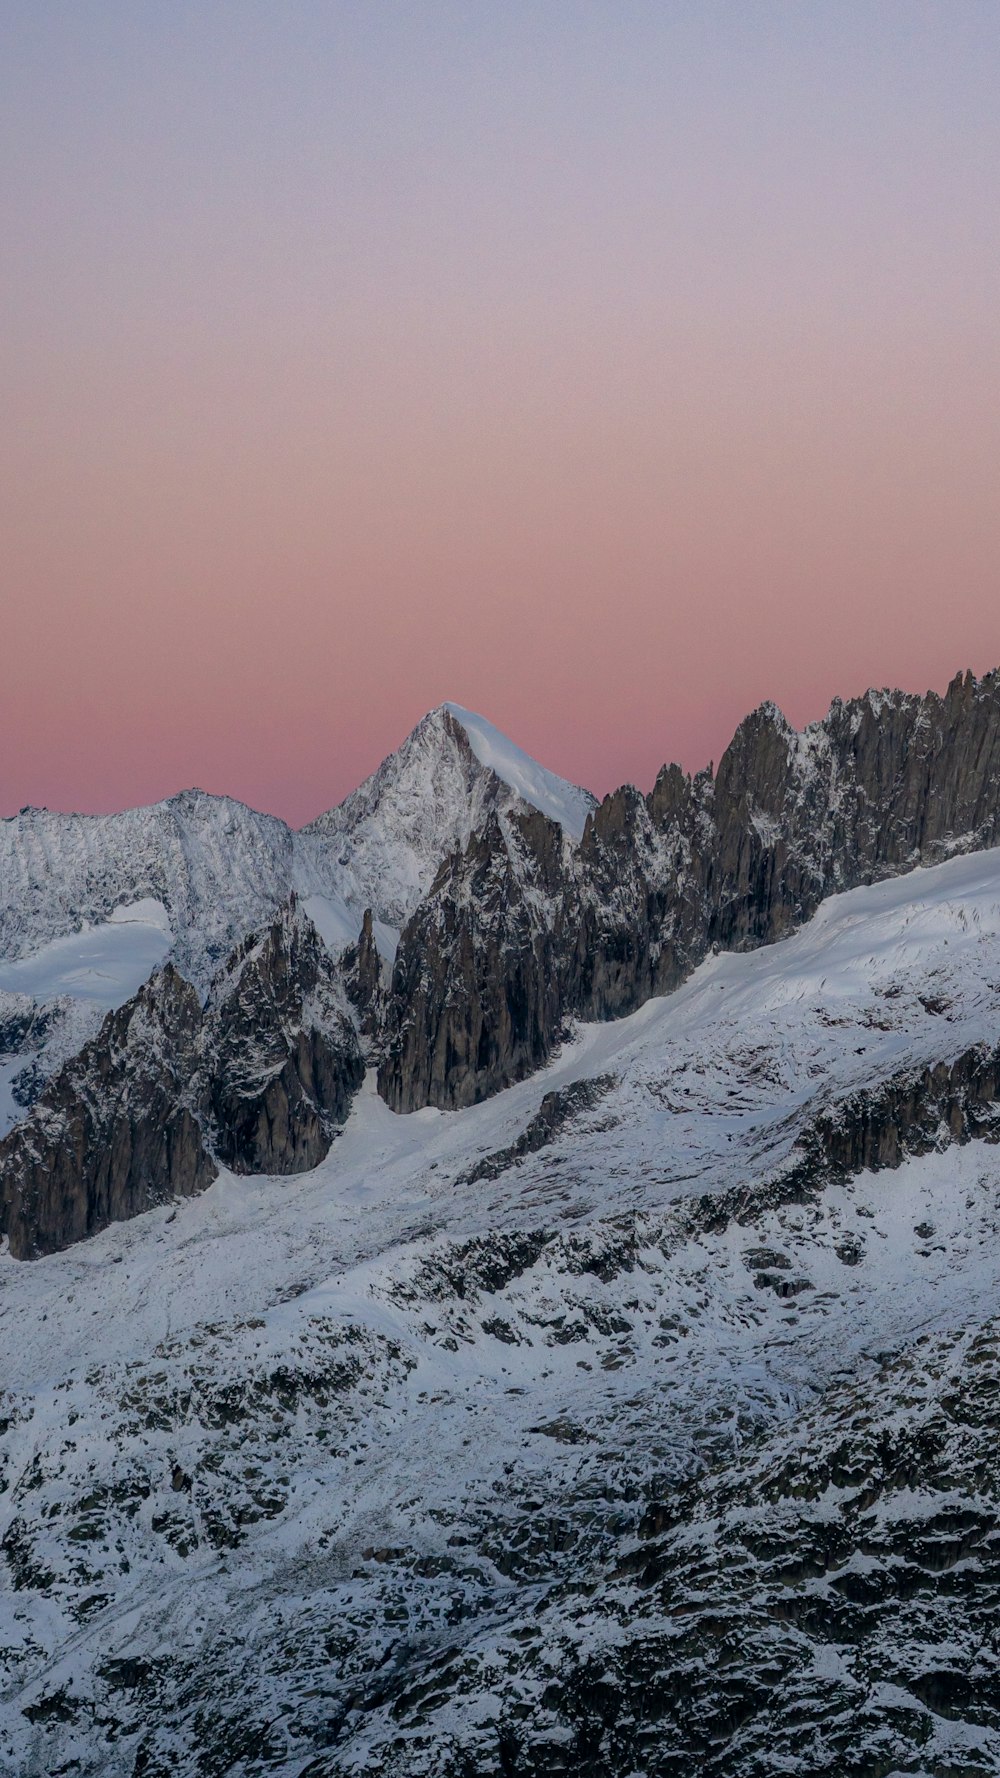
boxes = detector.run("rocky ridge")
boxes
[0,965,214,1260]
[381,669,1000,1109]
[201,898,364,1176]
[0,902,364,1257]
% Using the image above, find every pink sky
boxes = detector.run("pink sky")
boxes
[3,5,999,825]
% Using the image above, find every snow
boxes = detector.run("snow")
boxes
[5,846,1000,1383]
[4,796,1000,1767]
[297,702,595,936]
[0,899,172,1009]
[443,702,597,840]
[300,893,398,962]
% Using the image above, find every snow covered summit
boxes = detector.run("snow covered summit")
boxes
[298,702,597,938]
[440,703,596,840]
[0,707,595,988]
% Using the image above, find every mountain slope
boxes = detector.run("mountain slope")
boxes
[2,847,1000,1772]
[0,792,294,988]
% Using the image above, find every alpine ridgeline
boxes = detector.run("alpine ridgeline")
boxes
[0,703,595,1253]
[0,702,594,994]
[380,669,1000,1109]
[4,671,1000,1259]
[7,673,1000,1776]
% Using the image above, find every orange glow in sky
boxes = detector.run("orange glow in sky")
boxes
[3,4,999,822]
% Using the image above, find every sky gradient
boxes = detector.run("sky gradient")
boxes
[3,2,999,824]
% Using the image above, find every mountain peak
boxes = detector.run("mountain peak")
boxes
[438,701,596,841]
[297,702,597,939]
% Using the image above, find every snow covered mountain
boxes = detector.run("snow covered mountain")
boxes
[4,671,1000,1772]
[0,705,596,1129]
[297,702,596,941]
[2,846,1000,1772]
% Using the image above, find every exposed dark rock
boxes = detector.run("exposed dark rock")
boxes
[458,1074,618,1185]
[660,1039,1000,1255]
[200,900,364,1176]
[0,994,54,1059]
[8,1059,45,1111]
[0,966,215,1260]
[380,669,1000,1112]
[342,907,385,1038]
[378,809,570,1111]
[789,1041,1000,1186]
[0,902,367,1257]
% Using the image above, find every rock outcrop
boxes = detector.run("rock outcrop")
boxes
[341,908,386,1038]
[0,903,367,1256]
[380,669,1000,1110]
[0,966,215,1259]
[378,808,571,1111]
[201,900,364,1175]
[793,1040,1000,1183]
[457,1074,618,1185]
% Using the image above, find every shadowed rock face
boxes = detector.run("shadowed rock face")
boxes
[0,965,215,1260]
[0,904,366,1257]
[202,901,364,1175]
[342,907,385,1038]
[380,669,1000,1111]
[378,808,568,1112]
[793,1042,1000,1182]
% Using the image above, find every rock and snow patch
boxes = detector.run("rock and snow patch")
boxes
[442,702,597,841]
[1,850,1000,1769]
[0,898,172,1007]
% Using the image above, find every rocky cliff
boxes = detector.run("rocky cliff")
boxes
[0,965,215,1260]
[380,669,1000,1110]
[201,899,364,1174]
[0,903,366,1256]
[378,808,571,1110]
